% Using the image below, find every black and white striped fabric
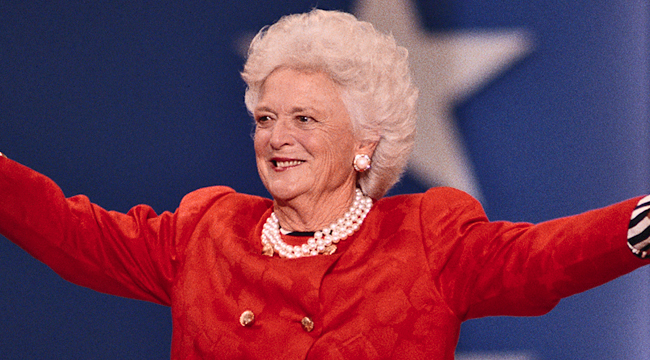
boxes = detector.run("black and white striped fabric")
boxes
[628,195,650,258]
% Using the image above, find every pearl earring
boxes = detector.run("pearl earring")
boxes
[353,154,371,172]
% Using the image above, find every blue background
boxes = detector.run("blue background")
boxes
[0,1,648,358]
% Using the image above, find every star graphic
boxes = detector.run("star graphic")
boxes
[354,0,533,199]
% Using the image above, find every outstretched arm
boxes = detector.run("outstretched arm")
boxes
[0,154,176,305]
[422,188,650,321]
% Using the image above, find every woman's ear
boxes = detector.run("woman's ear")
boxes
[356,139,378,158]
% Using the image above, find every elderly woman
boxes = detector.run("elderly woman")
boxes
[1,9,649,360]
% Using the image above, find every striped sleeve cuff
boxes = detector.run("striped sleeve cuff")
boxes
[628,195,650,258]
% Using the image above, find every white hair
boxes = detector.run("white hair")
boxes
[241,9,418,199]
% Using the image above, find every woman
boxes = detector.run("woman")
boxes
[1,9,649,359]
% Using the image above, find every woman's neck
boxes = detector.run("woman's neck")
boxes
[272,187,357,232]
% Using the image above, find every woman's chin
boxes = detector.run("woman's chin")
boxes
[266,185,305,203]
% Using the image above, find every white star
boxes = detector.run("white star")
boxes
[354,0,533,199]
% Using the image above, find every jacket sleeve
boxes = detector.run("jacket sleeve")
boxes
[422,188,649,321]
[0,157,233,305]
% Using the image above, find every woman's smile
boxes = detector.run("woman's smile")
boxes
[271,158,305,170]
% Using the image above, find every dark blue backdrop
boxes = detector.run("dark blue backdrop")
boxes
[1,1,647,359]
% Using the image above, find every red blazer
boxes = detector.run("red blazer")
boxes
[0,157,646,359]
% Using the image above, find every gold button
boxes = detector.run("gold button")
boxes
[239,310,255,327]
[301,316,314,332]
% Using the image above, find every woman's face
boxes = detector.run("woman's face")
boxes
[253,68,361,204]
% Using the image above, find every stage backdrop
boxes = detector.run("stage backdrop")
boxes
[0,1,647,359]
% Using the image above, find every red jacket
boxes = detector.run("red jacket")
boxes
[0,157,646,359]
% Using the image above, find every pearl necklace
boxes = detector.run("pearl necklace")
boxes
[261,188,373,258]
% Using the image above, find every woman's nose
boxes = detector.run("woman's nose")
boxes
[269,118,294,149]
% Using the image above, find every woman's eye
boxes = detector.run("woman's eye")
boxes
[256,115,271,124]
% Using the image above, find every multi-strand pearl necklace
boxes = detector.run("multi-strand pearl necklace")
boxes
[261,188,373,258]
